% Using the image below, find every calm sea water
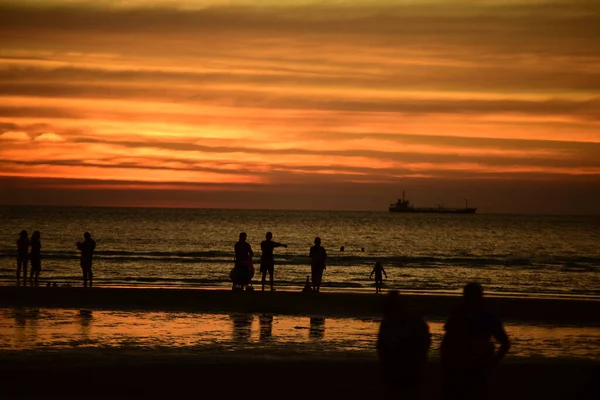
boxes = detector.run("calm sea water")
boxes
[0,206,599,297]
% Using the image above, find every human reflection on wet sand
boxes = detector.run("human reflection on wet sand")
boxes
[11,308,40,347]
[230,314,253,342]
[259,314,273,342]
[79,310,93,341]
[309,317,325,340]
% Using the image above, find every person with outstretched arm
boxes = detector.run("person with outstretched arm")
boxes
[260,231,287,291]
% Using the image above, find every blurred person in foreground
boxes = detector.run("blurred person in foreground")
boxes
[377,290,431,399]
[441,282,511,400]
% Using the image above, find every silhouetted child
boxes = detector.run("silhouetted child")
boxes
[16,230,29,285]
[377,290,431,399]
[77,232,96,288]
[29,231,41,286]
[440,282,511,400]
[370,262,388,294]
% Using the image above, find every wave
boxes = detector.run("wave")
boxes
[0,249,598,272]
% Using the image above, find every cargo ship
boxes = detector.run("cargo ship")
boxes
[389,191,477,214]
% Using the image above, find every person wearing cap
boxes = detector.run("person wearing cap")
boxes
[440,282,511,400]
[76,232,96,287]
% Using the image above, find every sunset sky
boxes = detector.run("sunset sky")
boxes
[0,0,598,214]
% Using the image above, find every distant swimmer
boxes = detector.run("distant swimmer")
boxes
[29,231,42,287]
[370,261,388,294]
[232,232,254,290]
[309,237,327,292]
[76,232,96,288]
[16,230,29,285]
[260,232,287,292]
[440,282,511,400]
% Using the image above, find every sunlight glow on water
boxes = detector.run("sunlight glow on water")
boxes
[0,308,598,361]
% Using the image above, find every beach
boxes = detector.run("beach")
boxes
[1,286,599,399]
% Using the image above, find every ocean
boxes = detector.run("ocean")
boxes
[1,206,599,297]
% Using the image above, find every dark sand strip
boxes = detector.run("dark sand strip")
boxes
[1,286,599,324]
[0,357,597,400]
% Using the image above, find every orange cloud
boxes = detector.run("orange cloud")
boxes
[0,1,598,212]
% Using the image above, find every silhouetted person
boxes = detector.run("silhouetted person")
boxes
[302,276,313,293]
[16,230,29,285]
[377,290,431,399]
[440,282,511,400]
[29,231,41,286]
[370,261,388,294]
[260,232,287,291]
[233,232,254,290]
[339,245,345,252]
[77,232,96,288]
[309,237,327,292]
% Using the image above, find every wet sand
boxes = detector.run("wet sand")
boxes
[1,286,599,399]
[1,286,599,325]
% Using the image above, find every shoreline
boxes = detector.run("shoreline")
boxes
[1,286,599,325]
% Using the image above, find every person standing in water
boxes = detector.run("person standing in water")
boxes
[77,232,96,288]
[16,230,29,285]
[260,232,287,292]
[309,237,327,292]
[370,261,388,294]
[29,231,42,286]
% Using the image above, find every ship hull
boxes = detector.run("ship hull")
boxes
[389,207,477,214]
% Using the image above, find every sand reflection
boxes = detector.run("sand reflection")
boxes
[230,313,254,342]
[309,317,325,340]
[0,308,598,361]
[259,314,273,342]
